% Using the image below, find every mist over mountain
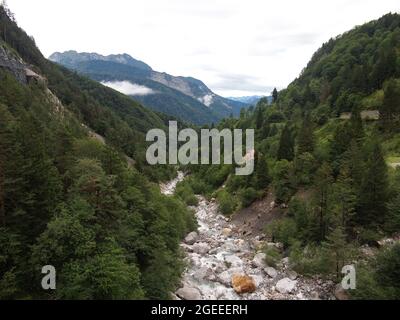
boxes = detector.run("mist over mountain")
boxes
[49,51,248,125]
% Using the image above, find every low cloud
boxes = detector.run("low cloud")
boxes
[101,81,155,96]
[198,94,214,107]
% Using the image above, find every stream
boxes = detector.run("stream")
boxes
[160,172,335,300]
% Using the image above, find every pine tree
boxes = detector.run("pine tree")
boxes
[358,141,389,227]
[297,115,314,155]
[260,120,270,139]
[0,104,13,226]
[272,88,278,103]
[350,106,364,141]
[324,226,348,279]
[277,123,295,161]
[342,140,365,190]
[386,194,400,234]
[254,152,270,190]
[380,79,400,132]
[332,166,357,229]
[255,106,264,129]
[315,162,333,241]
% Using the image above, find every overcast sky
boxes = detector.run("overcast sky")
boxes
[6,0,400,97]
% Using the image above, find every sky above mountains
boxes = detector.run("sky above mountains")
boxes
[6,0,400,97]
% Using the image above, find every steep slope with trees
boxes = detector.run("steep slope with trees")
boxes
[180,13,400,299]
[0,4,195,300]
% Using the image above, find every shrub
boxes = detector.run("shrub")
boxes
[217,190,237,215]
[175,182,198,206]
[265,217,297,247]
[289,242,332,276]
[263,246,282,268]
[239,187,260,207]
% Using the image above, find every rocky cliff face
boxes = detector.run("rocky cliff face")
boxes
[0,43,27,83]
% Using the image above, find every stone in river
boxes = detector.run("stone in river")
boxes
[231,274,256,294]
[176,286,202,300]
[276,278,297,294]
[252,253,266,268]
[265,267,278,278]
[192,242,211,255]
[184,231,198,245]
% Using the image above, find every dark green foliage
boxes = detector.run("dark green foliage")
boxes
[254,152,271,190]
[380,79,400,132]
[266,218,297,248]
[273,160,295,204]
[0,6,195,300]
[217,190,237,216]
[278,13,400,113]
[272,88,278,103]
[357,141,389,228]
[277,123,295,161]
[386,194,400,234]
[314,163,334,241]
[175,181,198,206]
[297,115,314,155]
[352,244,400,299]
[239,187,260,207]
[375,244,400,296]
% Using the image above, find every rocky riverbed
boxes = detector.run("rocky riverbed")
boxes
[161,173,336,300]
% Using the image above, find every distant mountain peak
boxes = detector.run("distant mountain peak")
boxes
[49,50,152,71]
[49,50,249,124]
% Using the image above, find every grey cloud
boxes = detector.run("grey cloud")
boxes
[211,72,273,93]
[258,32,321,46]
[249,32,321,56]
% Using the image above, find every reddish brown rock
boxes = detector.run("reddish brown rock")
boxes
[232,274,256,294]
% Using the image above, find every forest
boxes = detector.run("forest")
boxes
[0,5,195,299]
[1,3,400,300]
[175,13,400,299]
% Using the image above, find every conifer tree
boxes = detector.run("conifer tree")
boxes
[255,152,270,190]
[255,106,264,129]
[332,166,357,229]
[272,88,278,103]
[277,123,295,161]
[297,115,314,155]
[381,79,400,132]
[358,141,389,227]
[324,226,348,279]
[315,162,333,241]
[350,106,364,141]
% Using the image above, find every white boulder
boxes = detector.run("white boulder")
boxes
[176,286,202,300]
[276,278,297,294]
[252,253,266,268]
[184,232,198,245]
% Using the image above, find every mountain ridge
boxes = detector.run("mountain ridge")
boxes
[49,51,248,124]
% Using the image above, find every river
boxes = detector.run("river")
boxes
[160,172,335,300]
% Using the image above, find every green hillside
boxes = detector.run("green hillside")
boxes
[0,5,195,300]
[182,13,400,299]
